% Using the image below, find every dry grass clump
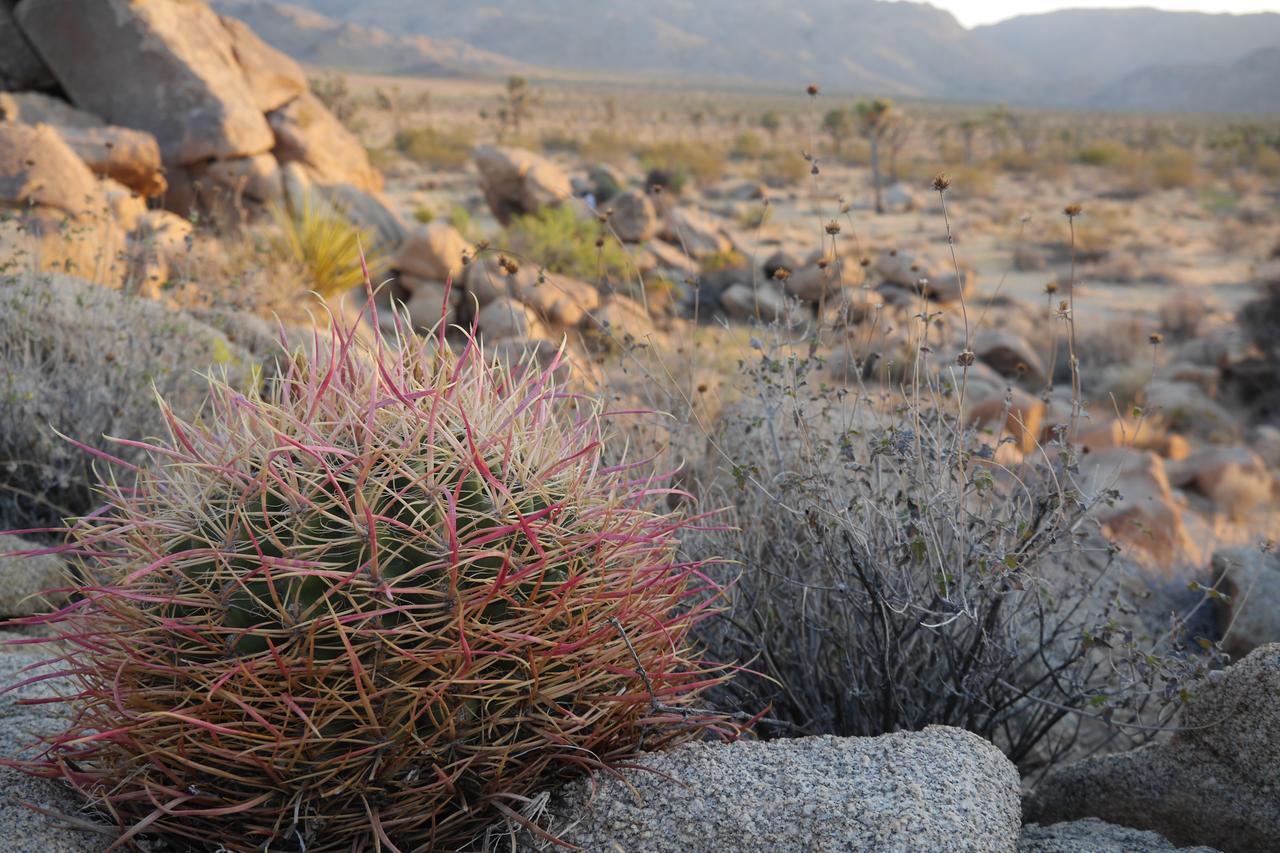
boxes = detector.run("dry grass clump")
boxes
[394,126,475,169]
[269,194,387,301]
[0,271,256,532]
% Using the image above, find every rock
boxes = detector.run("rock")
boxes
[460,255,532,308]
[1211,547,1280,657]
[1167,446,1270,519]
[102,179,146,232]
[403,282,459,332]
[0,652,111,850]
[1249,425,1280,468]
[1141,380,1236,442]
[1026,644,1280,853]
[476,296,538,342]
[312,183,407,252]
[127,210,194,296]
[0,92,167,198]
[0,4,56,91]
[473,145,571,225]
[519,274,599,327]
[583,294,657,351]
[0,123,104,217]
[784,263,839,304]
[57,125,167,198]
[545,727,1021,853]
[0,536,68,617]
[488,337,569,383]
[719,282,794,324]
[874,249,931,289]
[644,238,698,277]
[217,14,307,113]
[203,152,283,204]
[1019,818,1219,852]
[974,328,1047,388]
[1078,448,1197,570]
[17,0,275,166]
[881,182,920,213]
[967,388,1045,455]
[267,91,381,192]
[0,124,125,284]
[660,206,731,259]
[0,91,97,128]
[395,223,469,285]
[762,249,802,279]
[922,268,977,303]
[608,189,657,243]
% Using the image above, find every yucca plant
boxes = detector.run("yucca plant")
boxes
[271,194,386,300]
[5,304,729,850]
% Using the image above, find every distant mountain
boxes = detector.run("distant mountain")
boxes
[211,0,524,77]
[262,0,1022,99]
[1091,47,1280,114]
[229,0,1280,113]
[974,8,1280,107]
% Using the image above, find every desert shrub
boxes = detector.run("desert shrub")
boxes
[730,131,765,160]
[9,313,730,850]
[640,140,727,191]
[540,130,582,154]
[701,248,748,271]
[0,271,254,531]
[1074,139,1137,169]
[269,194,386,300]
[688,338,1213,772]
[393,126,474,169]
[944,163,996,198]
[759,148,808,186]
[503,203,629,282]
[412,205,435,224]
[1148,146,1199,189]
[580,130,633,165]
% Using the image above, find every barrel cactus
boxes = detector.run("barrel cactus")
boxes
[8,311,728,850]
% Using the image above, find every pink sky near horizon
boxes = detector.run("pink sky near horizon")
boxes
[934,0,1280,28]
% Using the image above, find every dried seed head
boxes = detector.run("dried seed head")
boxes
[807,84,820,97]
[825,220,841,235]
[498,256,519,275]
[594,236,605,248]
[697,383,708,393]
[772,267,792,281]
[860,257,871,267]
[817,259,829,270]
[957,350,976,366]
[1149,332,1164,345]
[931,173,952,192]
[1058,299,1069,312]
[1045,281,1059,294]
[1063,203,1083,217]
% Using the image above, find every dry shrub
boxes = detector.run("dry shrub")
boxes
[687,336,1214,772]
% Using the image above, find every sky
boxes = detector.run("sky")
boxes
[933,0,1280,28]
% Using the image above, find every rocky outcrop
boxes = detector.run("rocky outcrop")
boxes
[0,2,55,91]
[267,92,381,192]
[1026,644,1280,853]
[608,189,657,243]
[541,727,1022,852]
[17,0,275,166]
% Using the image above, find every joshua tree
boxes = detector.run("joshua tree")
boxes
[822,107,854,159]
[760,109,782,141]
[499,75,534,138]
[856,97,895,214]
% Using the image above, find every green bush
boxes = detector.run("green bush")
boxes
[730,131,765,160]
[504,204,630,283]
[641,140,727,191]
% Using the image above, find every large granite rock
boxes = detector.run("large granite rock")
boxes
[17,0,275,166]
[543,727,1022,852]
[267,91,381,192]
[473,145,571,225]
[1026,644,1280,853]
